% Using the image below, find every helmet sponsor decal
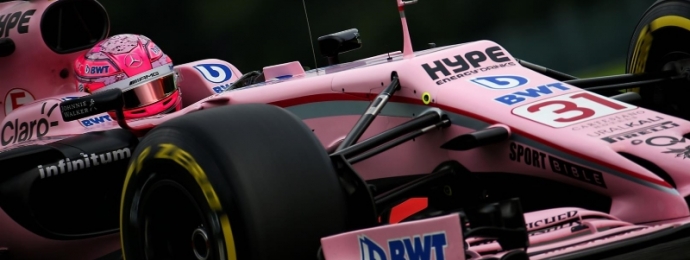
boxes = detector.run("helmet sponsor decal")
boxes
[85,64,111,75]
[95,65,174,93]
[129,71,160,85]
[125,53,143,68]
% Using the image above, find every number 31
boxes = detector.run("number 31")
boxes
[527,93,626,122]
[513,92,637,128]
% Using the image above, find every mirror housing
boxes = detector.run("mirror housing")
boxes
[317,28,362,65]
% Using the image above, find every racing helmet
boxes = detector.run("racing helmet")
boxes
[73,34,181,119]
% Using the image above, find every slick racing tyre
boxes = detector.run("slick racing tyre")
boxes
[627,0,690,120]
[119,104,349,260]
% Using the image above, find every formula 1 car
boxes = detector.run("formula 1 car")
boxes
[3,0,690,259]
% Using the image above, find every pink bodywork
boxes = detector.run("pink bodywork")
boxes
[321,213,463,260]
[2,0,690,259]
[0,1,84,120]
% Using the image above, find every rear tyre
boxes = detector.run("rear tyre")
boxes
[627,0,690,119]
[119,104,349,260]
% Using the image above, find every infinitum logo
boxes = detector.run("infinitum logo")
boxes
[37,148,131,179]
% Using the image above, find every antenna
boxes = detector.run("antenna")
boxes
[397,0,417,59]
[301,0,319,72]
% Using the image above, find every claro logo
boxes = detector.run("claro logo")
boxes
[1,102,59,146]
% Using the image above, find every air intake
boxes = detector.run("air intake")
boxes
[40,0,109,54]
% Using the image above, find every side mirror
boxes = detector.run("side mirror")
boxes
[317,28,362,65]
[60,88,124,122]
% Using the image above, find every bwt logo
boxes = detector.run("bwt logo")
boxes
[81,115,113,127]
[194,64,233,83]
[495,82,570,105]
[150,45,162,55]
[85,65,110,74]
[213,83,231,93]
[470,75,528,90]
[359,232,447,260]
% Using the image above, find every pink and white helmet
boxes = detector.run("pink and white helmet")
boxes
[73,34,181,119]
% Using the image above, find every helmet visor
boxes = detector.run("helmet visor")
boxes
[122,73,177,109]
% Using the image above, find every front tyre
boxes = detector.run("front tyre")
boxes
[120,104,349,260]
[627,0,690,119]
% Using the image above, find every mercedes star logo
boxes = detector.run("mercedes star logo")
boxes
[125,54,143,68]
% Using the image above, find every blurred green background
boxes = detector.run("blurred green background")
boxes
[98,0,654,78]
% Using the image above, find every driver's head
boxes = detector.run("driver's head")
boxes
[73,34,181,119]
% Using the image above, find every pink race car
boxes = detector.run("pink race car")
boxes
[3,0,690,259]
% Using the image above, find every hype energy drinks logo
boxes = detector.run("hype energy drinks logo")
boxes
[359,232,448,260]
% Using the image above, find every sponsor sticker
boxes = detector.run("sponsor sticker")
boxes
[530,221,582,237]
[662,146,690,160]
[85,65,110,74]
[129,71,160,85]
[80,114,113,127]
[599,121,678,144]
[571,110,647,131]
[512,92,637,128]
[421,45,516,86]
[582,115,664,137]
[213,83,231,93]
[526,210,579,230]
[1,102,59,146]
[495,82,569,105]
[470,75,529,90]
[37,147,132,179]
[509,142,607,188]
[60,98,96,120]
[0,9,36,38]
[62,96,115,127]
[194,64,233,83]
[359,232,448,260]
[631,135,690,160]
[631,136,686,147]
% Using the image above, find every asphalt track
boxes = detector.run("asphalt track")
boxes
[603,236,690,260]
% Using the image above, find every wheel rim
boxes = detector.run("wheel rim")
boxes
[138,178,213,260]
[645,52,690,118]
[192,227,211,260]
[629,18,690,119]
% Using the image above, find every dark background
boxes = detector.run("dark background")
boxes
[97,0,654,77]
